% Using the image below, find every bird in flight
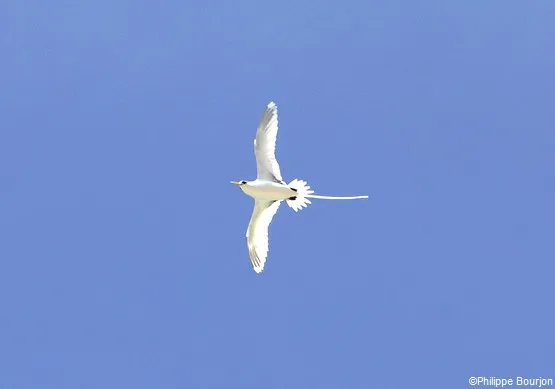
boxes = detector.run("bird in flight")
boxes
[232,102,368,273]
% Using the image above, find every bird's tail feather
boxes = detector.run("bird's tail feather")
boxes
[286,179,314,212]
[306,194,369,200]
[286,179,368,212]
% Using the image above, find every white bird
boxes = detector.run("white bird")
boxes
[232,102,368,273]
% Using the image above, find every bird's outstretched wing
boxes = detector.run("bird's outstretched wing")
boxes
[254,102,283,182]
[246,200,282,273]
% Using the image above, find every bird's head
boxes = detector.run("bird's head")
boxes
[231,180,248,187]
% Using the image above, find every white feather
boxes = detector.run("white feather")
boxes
[246,200,282,273]
[286,179,314,212]
[254,102,282,182]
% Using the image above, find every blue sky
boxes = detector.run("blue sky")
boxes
[1,0,554,388]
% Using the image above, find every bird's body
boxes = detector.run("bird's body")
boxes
[232,102,368,273]
[240,180,297,201]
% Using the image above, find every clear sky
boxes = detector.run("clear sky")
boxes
[1,1,554,388]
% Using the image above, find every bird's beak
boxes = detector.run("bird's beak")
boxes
[230,181,241,186]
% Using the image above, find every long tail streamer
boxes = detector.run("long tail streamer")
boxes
[286,179,368,212]
[306,194,368,200]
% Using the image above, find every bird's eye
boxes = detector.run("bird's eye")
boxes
[241,181,247,184]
